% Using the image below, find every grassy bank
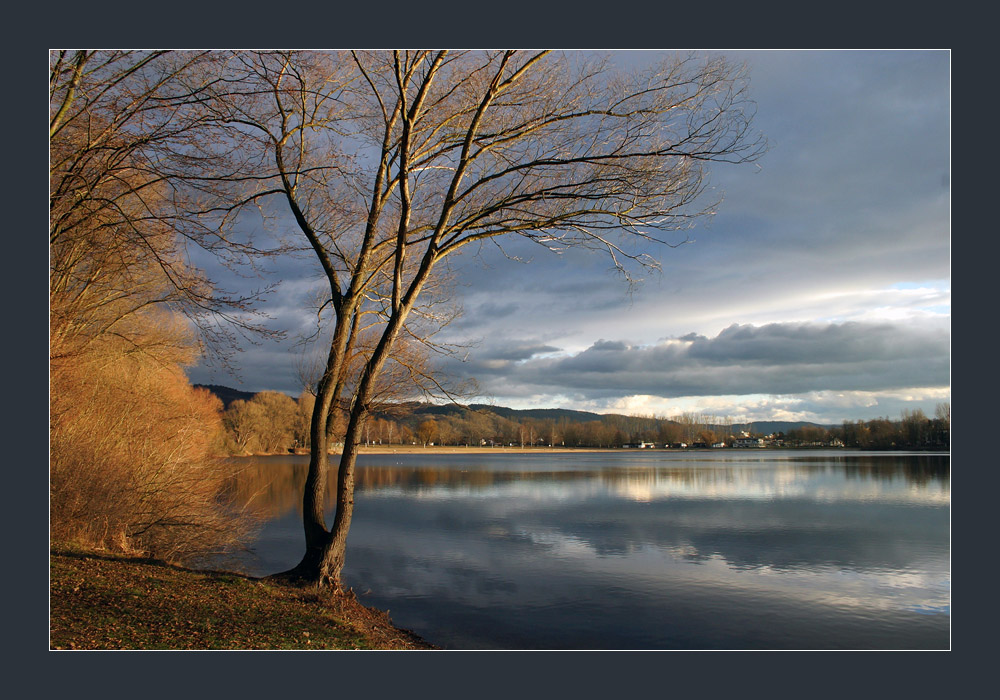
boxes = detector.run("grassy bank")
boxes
[50,550,435,650]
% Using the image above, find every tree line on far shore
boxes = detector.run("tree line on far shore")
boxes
[216,391,951,454]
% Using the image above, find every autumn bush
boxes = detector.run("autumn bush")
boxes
[50,310,258,566]
[222,391,304,454]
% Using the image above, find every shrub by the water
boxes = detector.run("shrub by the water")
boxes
[50,314,257,565]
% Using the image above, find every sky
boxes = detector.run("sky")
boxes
[186,50,951,425]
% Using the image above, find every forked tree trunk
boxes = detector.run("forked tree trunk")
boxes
[277,250,430,588]
[275,341,380,588]
[278,412,362,589]
[272,344,341,585]
[318,437,360,588]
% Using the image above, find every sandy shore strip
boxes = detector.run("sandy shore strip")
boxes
[357,445,618,455]
[276,445,623,456]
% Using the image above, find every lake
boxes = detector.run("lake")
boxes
[218,450,950,650]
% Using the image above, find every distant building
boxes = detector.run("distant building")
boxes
[622,442,656,449]
[733,437,765,448]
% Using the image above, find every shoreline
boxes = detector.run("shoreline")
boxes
[236,445,949,458]
[237,446,621,457]
[353,445,617,455]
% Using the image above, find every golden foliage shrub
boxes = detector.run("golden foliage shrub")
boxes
[50,313,257,565]
[222,391,299,455]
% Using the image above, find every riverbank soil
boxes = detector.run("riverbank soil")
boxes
[49,551,435,650]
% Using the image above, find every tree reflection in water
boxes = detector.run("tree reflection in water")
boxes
[218,450,949,649]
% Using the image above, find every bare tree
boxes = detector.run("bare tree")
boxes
[415,419,439,447]
[221,50,764,587]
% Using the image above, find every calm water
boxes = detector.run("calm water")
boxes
[220,450,950,650]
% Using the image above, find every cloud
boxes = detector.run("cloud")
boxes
[457,319,949,405]
[483,341,562,362]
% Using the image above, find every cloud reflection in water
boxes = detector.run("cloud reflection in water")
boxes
[229,451,949,649]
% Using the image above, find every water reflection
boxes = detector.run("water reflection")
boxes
[224,451,949,649]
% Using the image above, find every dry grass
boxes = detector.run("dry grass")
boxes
[50,550,435,650]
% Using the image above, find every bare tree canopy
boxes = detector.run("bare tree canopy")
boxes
[49,50,279,365]
[204,49,765,587]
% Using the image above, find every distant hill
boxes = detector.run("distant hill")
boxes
[468,404,605,423]
[193,384,258,409]
[195,385,836,433]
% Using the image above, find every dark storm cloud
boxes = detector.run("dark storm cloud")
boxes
[472,301,520,320]
[686,322,943,365]
[477,340,563,363]
[460,319,949,400]
[702,50,949,276]
[442,54,951,362]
